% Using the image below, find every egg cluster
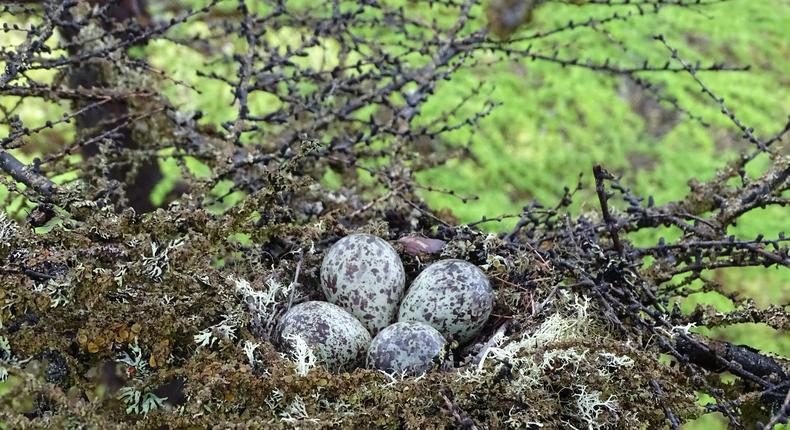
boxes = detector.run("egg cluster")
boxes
[276,234,494,376]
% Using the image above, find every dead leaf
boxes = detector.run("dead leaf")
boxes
[398,236,446,255]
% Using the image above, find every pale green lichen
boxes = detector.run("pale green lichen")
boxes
[118,386,168,417]
[0,211,16,246]
[232,275,294,325]
[572,385,619,430]
[279,394,319,424]
[457,294,633,428]
[0,335,12,381]
[117,339,149,378]
[281,333,317,377]
[142,237,187,281]
[194,314,238,349]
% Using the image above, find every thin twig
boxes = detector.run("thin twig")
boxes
[593,165,623,255]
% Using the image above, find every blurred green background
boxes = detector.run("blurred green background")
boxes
[1,0,788,427]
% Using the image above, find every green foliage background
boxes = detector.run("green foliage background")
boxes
[1,0,788,427]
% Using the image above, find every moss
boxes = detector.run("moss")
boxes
[1,173,778,426]
[0,204,711,428]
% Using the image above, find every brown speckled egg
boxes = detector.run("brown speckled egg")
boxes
[398,259,493,343]
[367,321,446,376]
[277,301,371,372]
[321,234,406,334]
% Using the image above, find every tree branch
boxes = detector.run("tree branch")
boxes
[0,150,57,197]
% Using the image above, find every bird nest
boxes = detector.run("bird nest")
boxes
[1,160,787,428]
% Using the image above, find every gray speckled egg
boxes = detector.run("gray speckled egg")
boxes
[367,321,446,376]
[398,259,493,343]
[277,301,371,373]
[321,234,406,334]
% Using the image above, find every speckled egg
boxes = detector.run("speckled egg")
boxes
[367,321,446,376]
[277,301,371,373]
[321,234,406,334]
[398,259,494,343]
